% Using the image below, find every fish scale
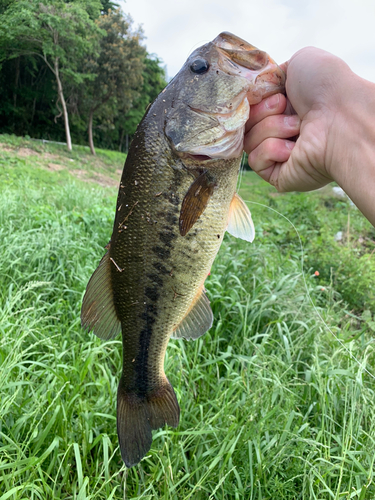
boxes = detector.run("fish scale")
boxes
[81,31,285,468]
[111,118,239,392]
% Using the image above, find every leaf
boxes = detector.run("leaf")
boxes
[362,310,372,322]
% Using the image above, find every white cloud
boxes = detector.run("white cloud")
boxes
[120,0,375,81]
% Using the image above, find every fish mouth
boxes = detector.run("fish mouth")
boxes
[214,32,285,105]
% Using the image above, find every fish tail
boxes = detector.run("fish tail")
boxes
[117,377,180,467]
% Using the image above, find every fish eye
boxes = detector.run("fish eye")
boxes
[190,58,210,74]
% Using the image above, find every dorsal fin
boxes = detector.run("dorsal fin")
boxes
[81,250,121,340]
[171,287,213,340]
[226,193,255,242]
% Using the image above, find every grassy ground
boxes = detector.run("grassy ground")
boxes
[1,133,375,499]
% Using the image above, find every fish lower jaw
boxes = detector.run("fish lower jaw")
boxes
[180,126,245,161]
[184,153,213,162]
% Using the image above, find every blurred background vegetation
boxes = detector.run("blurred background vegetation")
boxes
[0,0,167,154]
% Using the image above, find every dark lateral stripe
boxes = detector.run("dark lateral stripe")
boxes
[152,246,171,259]
[165,213,178,225]
[152,262,170,275]
[159,231,177,248]
[147,273,163,287]
[133,301,158,396]
[133,328,152,396]
[145,286,159,302]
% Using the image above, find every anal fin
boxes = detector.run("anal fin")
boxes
[81,250,121,340]
[172,287,213,340]
[226,192,255,242]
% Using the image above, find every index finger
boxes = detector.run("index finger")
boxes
[245,93,287,133]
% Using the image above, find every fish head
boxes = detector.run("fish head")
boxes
[164,32,285,161]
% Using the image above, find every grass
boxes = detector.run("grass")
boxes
[0,133,126,188]
[1,135,375,499]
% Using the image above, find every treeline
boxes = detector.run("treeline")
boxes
[0,0,167,154]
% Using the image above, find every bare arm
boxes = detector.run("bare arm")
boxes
[244,47,375,226]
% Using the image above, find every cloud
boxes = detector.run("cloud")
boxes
[120,0,375,81]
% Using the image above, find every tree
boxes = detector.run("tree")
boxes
[0,0,14,15]
[116,54,167,151]
[0,0,103,151]
[100,0,119,14]
[82,9,146,155]
[0,55,58,138]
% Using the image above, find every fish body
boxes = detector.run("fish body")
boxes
[81,32,285,467]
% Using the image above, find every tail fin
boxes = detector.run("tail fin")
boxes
[117,378,180,468]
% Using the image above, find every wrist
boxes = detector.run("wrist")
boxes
[325,75,375,225]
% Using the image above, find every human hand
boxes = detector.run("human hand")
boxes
[244,47,354,192]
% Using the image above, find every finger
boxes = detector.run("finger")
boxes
[248,138,296,179]
[279,61,288,73]
[284,99,296,116]
[244,114,300,153]
[245,93,287,133]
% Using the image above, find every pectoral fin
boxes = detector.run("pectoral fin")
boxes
[172,287,213,340]
[179,172,216,236]
[81,250,122,340]
[226,193,255,242]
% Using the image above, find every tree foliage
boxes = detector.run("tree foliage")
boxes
[100,0,119,14]
[83,9,146,155]
[0,1,167,152]
[0,0,103,150]
[89,54,167,153]
[0,55,57,138]
[121,55,167,135]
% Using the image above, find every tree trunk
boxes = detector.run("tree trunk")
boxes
[54,58,72,152]
[13,57,20,131]
[30,97,37,127]
[118,128,124,152]
[13,57,20,109]
[88,109,96,155]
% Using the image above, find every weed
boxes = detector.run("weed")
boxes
[1,137,375,499]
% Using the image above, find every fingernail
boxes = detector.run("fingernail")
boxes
[285,140,295,150]
[265,94,280,110]
[284,115,300,127]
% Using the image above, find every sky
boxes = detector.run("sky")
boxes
[119,0,375,82]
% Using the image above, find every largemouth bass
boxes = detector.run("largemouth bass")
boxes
[81,32,285,468]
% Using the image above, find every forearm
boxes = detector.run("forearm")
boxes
[326,76,375,226]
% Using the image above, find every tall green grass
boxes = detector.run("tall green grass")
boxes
[1,142,375,498]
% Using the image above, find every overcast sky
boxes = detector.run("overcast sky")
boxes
[119,0,375,82]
